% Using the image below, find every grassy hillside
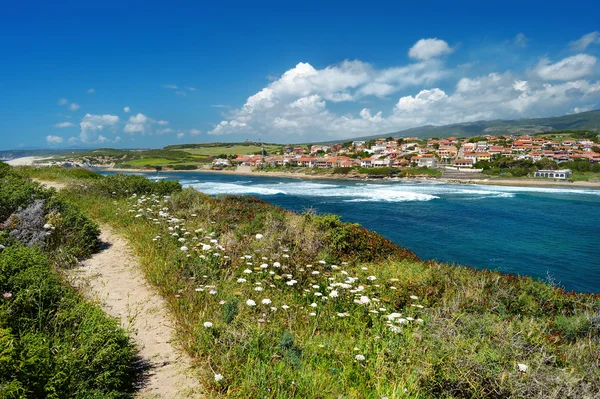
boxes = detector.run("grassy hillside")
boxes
[313,109,600,144]
[18,166,600,398]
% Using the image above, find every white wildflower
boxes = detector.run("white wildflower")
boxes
[246,299,256,306]
[355,354,365,361]
[518,363,528,372]
[261,298,272,305]
[203,321,213,328]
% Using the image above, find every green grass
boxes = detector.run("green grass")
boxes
[569,171,600,182]
[179,144,281,157]
[17,166,600,398]
[125,157,186,166]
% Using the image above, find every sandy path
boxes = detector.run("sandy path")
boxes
[69,226,203,398]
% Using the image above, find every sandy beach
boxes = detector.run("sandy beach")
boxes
[5,156,51,166]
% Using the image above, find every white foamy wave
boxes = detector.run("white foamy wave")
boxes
[187,182,286,196]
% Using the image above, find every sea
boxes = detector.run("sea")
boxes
[102,170,600,294]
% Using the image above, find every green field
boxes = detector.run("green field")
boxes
[177,144,281,156]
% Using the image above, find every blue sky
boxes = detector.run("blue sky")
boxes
[1,0,600,149]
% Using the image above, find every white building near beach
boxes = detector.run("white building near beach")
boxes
[534,169,572,179]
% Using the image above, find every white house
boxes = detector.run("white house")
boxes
[534,169,572,179]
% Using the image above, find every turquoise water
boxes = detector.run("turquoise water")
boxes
[105,171,600,293]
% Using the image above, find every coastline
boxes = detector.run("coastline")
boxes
[7,157,599,189]
[98,166,600,189]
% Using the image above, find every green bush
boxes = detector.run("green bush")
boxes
[172,164,198,170]
[44,196,100,258]
[72,174,182,198]
[0,245,136,398]
[0,175,49,222]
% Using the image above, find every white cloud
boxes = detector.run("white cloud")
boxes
[177,133,185,139]
[123,113,168,134]
[123,113,149,133]
[54,121,75,128]
[189,128,201,136]
[408,38,453,60]
[209,59,446,136]
[570,31,600,51]
[58,98,68,105]
[87,88,95,94]
[534,54,597,81]
[156,128,174,135]
[69,103,80,111]
[175,90,187,97]
[78,113,120,143]
[46,135,64,144]
[162,84,178,89]
[124,106,131,113]
[211,104,229,108]
[187,87,197,91]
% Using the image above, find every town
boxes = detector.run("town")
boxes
[213,132,600,179]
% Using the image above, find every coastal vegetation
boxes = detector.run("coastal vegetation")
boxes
[16,165,600,398]
[0,163,137,397]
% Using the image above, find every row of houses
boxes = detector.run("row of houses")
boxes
[214,133,599,169]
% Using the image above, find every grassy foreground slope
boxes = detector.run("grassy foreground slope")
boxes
[17,167,600,398]
[0,163,137,398]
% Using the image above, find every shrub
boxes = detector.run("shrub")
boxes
[0,175,49,222]
[172,164,198,170]
[44,196,100,258]
[6,199,48,248]
[0,245,136,398]
[77,174,182,198]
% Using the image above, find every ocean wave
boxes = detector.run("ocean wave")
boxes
[187,182,286,195]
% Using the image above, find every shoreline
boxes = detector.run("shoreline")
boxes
[97,166,600,189]
[6,158,599,189]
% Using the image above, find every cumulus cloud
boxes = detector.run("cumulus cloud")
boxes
[570,31,600,51]
[534,54,597,81]
[54,121,75,128]
[209,59,446,136]
[123,113,168,134]
[124,106,131,113]
[408,38,453,60]
[69,103,80,111]
[208,56,600,141]
[78,113,120,143]
[46,135,64,144]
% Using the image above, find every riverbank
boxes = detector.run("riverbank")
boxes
[99,165,600,189]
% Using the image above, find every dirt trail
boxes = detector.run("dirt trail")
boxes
[71,226,203,398]
[36,180,202,398]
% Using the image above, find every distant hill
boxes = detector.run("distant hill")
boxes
[312,109,600,144]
